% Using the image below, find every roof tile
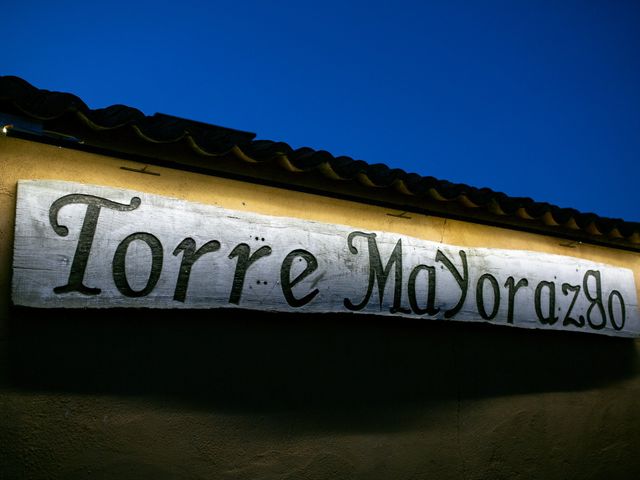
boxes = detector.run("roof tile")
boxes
[1,75,638,250]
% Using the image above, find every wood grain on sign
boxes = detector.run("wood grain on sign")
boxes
[12,180,640,338]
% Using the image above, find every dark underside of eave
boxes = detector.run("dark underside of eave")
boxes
[1,75,639,251]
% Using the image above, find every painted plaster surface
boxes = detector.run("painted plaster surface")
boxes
[1,135,639,479]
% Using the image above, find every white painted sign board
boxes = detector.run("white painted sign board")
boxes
[12,180,640,337]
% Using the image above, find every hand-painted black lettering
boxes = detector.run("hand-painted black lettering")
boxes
[228,244,272,304]
[608,290,626,331]
[343,231,407,313]
[408,265,440,316]
[534,281,558,325]
[281,249,319,307]
[561,283,584,328]
[504,277,528,324]
[435,249,468,318]
[113,232,163,297]
[583,270,606,330]
[172,238,221,302]
[50,194,141,295]
[476,273,500,320]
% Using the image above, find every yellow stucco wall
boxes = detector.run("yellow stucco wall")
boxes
[1,134,639,479]
[2,134,638,295]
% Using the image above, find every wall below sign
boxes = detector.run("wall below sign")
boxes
[3,308,639,480]
[1,135,640,479]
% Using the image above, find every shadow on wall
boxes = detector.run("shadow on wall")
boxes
[8,307,638,412]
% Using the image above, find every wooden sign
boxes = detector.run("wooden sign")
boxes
[12,180,640,337]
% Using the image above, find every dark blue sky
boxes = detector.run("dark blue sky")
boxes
[6,1,640,221]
